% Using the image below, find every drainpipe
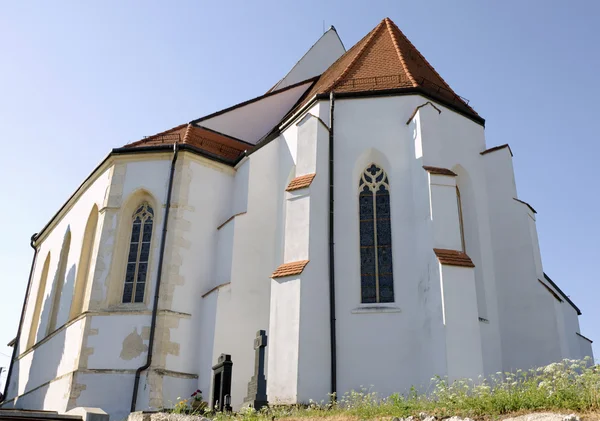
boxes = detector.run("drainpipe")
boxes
[328,92,337,399]
[2,234,39,402]
[131,142,179,412]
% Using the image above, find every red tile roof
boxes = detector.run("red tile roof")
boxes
[286,173,316,191]
[272,260,309,278]
[124,124,249,162]
[300,18,477,118]
[423,166,457,176]
[433,248,475,268]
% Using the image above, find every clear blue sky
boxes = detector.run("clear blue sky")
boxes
[1,1,599,390]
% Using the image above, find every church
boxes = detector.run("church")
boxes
[2,17,593,420]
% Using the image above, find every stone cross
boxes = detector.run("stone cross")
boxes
[243,330,268,410]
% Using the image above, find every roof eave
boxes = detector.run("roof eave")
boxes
[543,272,582,315]
[315,87,485,126]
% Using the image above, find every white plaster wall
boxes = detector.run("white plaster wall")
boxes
[411,102,507,377]
[272,27,346,91]
[267,276,301,403]
[86,314,151,369]
[283,194,310,262]
[200,82,313,144]
[267,108,331,404]
[334,96,449,397]
[429,175,462,251]
[162,155,234,382]
[8,319,85,399]
[296,112,331,403]
[74,372,135,421]
[197,290,218,400]
[7,165,112,404]
[10,373,72,413]
[211,137,284,409]
[439,264,483,382]
[231,159,250,215]
[483,149,563,371]
[19,167,112,353]
[215,221,234,286]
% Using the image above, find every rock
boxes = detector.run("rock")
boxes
[562,415,579,421]
[391,418,402,421]
[423,417,436,421]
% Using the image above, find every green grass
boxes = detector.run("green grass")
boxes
[182,358,600,420]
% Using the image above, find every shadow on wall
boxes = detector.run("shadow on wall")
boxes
[20,259,75,410]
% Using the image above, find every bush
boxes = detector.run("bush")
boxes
[211,358,599,420]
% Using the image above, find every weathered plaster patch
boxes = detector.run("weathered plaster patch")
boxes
[120,327,149,360]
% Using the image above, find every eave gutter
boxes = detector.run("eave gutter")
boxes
[131,142,179,412]
[2,234,39,402]
[328,92,338,399]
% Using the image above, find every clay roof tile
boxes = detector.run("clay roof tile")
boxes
[272,260,309,278]
[286,173,316,191]
[433,248,475,268]
[300,17,478,119]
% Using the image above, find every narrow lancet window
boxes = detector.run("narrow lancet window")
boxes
[359,164,394,303]
[122,202,154,303]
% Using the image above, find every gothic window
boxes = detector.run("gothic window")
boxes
[122,202,154,303]
[359,164,394,304]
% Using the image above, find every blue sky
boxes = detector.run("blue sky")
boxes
[1,1,599,390]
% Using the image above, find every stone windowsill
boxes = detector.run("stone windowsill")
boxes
[351,305,402,314]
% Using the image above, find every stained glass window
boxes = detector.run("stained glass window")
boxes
[359,164,394,303]
[122,202,154,303]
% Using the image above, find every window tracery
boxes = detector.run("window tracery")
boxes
[359,164,394,303]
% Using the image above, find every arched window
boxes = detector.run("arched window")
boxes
[359,164,394,303]
[122,202,154,303]
[27,253,51,348]
[48,230,71,334]
[69,206,99,319]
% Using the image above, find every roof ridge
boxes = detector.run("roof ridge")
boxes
[384,18,417,87]
[182,123,193,143]
[327,19,386,93]
[384,18,454,92]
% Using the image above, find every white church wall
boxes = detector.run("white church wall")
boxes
[211,137,284,409]
[11,372,73,413]
[73,372,134,421]
[413,102,503,377]
[6,164,112,404]
[266,107,332,404]
[296,107,331,403]
[439,264,484,382]
[267,276,301,403]
[578,335,594,361]
[483,149,563,371]
[86,314,150,369]
[333,95,449,397]
[428,174,462,251]
[164,155,234,383]
[215,220,235,286]
[19,167,112,351]
[8,319,85,400]
[197,288,219,403]
[232,158,250,215]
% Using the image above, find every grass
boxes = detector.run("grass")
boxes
[176,358,600,420]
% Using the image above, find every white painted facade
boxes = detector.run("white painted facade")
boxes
[3,21,593,421]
